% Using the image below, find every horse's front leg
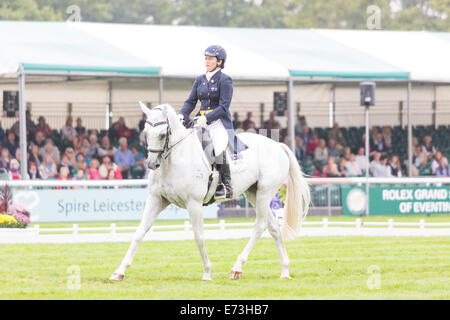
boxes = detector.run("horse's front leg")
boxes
[187,199,212,281]
[110,195,167,281]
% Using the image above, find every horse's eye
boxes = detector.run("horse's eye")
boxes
[159,132,166,139]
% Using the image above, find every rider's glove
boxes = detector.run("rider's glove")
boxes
[193,115,207,127]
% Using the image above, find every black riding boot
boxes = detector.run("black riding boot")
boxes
[215,153,232,199]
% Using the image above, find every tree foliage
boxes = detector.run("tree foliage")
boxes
[0,0,448,31]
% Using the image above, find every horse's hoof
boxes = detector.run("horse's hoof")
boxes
[109,273,124,281]
[202,276,212,281]
[280,274,291,280]
[230,270,242,280]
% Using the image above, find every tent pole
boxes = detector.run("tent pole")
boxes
[18,65,28,180]
[287,77,295,151]
[159,77,163,105]
[107,81,112,130]
[407,81,412,177]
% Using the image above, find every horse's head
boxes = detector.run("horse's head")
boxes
[139,102,185,170]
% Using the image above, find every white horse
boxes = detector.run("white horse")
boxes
[109,103,310,281]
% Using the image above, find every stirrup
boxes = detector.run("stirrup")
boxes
[215,183,231,199]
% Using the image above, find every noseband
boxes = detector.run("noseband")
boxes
[145,107,193,160]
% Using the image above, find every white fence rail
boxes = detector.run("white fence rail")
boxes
[1,219,449,244]
[3,177,450,187]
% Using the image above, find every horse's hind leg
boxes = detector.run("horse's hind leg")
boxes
[230,188,270,280]
[110,195,167,281]
[267,208,291,279]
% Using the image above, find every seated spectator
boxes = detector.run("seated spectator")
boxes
[369,152,381,176]
[327,138,341,159]
[74,159,88,179]
[294,137,306,163]
[311,163,326,178]
[131,144,145,178]
[87,134,100,159]
[345,154,362,177]
[338,157,349,177]
[342,146,352,161]
[39,137,60,164]
[36,116,52,138]
[28,144,42,166]
[64,147,76,168]
[314,139,328,162]
[299,126,310,144]
[9,159,21,180]
[431,151,443,175]
[326,163,342,178]
[371,133,386,154]
[295,115,307,138]
[72,136,82,154]
[40,154,58,180]
[75,117,86,137]
[435,157,449,177]
[382,127,393,151]
[79,146,91,167]
[99,155,122,180]
[422,135,436,158]
[0,121,5,143]
[388,155,402,177]
[232,112,241,130]
[61,116,77,142]
[27,160,45,180]
[369,127,379,150]
[31,131,46,149]
[81,136,90,149]
[117,117,132,139]
[108,121,121,143]
[328,122,346,150]
[114,137,135,179]
[413,144,428,169]
[306,131,319,156]
[56,166,71,190]
[371,154,392,177]
[0,149,12,170]
[246,121,257,133]
[242,112,254,131]
[59,153,74,178]
[73,168,87,181]
[98,135,116,158]
[88,158,101,180]
[263,112,280,130]
[138,112,147,132]
[4,132,18,158]
[107,168,116,180]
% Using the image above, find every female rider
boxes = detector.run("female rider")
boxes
[178,45,247,199]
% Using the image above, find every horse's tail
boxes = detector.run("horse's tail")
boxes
[279,143,311,241]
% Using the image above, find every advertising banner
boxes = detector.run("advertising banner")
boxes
[12,188,218,222]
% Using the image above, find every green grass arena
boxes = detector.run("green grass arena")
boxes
[2,216,450,299]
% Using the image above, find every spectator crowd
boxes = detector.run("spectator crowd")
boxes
[232,111,450,178]
[1,110,449,182]
[0,111,146,181]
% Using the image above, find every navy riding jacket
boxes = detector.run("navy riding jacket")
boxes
[180,70,247,154]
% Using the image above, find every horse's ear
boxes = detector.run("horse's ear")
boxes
[139,101,152,118]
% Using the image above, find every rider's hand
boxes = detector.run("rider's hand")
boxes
[178,114,184,124]
[193,115,207,127]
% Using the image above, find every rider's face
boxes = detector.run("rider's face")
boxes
[205,55,219,72]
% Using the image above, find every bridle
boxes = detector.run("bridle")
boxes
[144,107,194,160]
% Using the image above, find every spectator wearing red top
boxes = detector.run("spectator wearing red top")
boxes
[36,116,52,138]
[306,131,319,156]
[88,158,101,180]
[9,159,21,180]
[56,166,70,189]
